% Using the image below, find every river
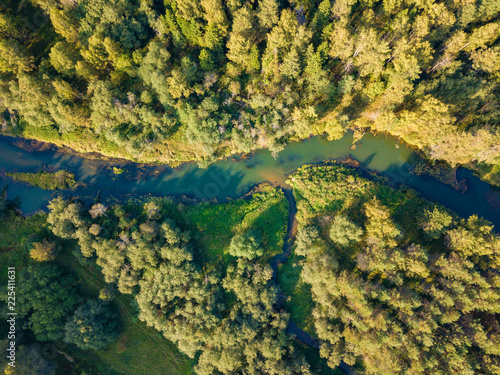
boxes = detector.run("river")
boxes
[1,132,499,230]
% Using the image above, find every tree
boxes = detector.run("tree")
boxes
[94,239,126,283]
[17,264,79,341]
[364,197,401,248]
[420,206,452,239]
[64,299,120,351]
[329,215,363,246]
[281,47,301,79]
[228,231,264,259]
[49,7,79,43]
[89,203,108,218]
[226,7,260,72]
[257,0,279,29]
[0,39,33,73]
[47,197,88,239]
[49,42,79,76]
[30,239,59,262]
[199,49,215,71]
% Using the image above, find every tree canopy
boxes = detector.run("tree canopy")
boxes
[64,299,120,351]
[0,0,499,184]
[287,164,500,374]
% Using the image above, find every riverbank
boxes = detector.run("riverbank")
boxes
[4,124,499,188]
[1,133,499,230]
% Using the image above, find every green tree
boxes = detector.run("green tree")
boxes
[257,0,279,29]
[228,231,265,259]
[329,215,363,246]
[420,206,452,239]
[17,264,79,341]
[0,39,33,73]
[30,239,59,262]
[64,299,120,351]
[364,197,401,248]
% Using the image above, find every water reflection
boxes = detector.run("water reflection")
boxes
[0,133,499,230]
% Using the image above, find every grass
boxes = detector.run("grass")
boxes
[0,211,47,279]
[278,251,315,334]
[6,170,76,190]
[185,184,289,265]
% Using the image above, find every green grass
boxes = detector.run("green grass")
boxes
[0,212,47,278]
[6,170,76,190]
[278,251,315,335]
[185,184,289,265]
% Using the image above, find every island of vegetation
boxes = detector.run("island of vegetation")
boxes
[6,170,76,190]
[282,164,500,374]
[0,0,499,184]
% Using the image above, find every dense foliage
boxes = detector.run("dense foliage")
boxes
[17,263,80,341]
[46,191,313,374]
[64,299,121,350]
[0,189,124,374]
[286,164,500,374]
[0,0,498,182]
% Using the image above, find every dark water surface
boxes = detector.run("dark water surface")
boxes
[1,133,499,229]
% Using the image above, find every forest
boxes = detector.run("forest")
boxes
[1,0,500,373]
[0,0,499,182]
[284,164,500,374]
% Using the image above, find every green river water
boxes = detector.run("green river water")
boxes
[0,132,499,229]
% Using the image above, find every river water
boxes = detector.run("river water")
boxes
[1,132,499,229]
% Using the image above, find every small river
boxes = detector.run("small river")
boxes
[1,132,499,229]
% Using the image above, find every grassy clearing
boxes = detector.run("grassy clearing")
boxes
[6,170,76,190]
[185,184,288,265]
[278,251,315,334]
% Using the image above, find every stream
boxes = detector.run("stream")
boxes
[1,132,500,374]
[1,132,499,229]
